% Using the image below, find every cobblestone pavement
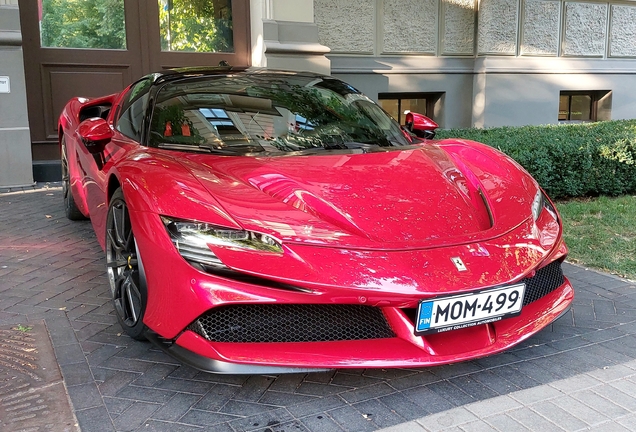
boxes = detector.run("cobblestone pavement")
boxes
[1,188,635,432]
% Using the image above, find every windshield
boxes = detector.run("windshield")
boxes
[149,73,418,155]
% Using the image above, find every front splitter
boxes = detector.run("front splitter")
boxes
[145,331,330,375]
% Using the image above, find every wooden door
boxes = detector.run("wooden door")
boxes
[20,0,250,162]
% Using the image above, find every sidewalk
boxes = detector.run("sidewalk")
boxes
[1,187,635,432]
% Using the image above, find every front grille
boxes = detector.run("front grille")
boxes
[188,304,395,343]
[522,259,565,305]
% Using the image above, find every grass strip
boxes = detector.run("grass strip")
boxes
[558,195,636,280]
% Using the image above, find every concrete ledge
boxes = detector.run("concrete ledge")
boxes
[265,41,330,55]
[329,55,636,75]
[261,19,331,75]
[330,55,476,74]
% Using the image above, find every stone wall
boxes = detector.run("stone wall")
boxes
[610,4,636,57]
[481,0,636,58]
[382,0,437,53]
[316,1,636,130]
[314,0,476,55]
[443,0,476,55]
[521,0,560,55]
[478,0,518,54]
[0,3,34,187]
[314,0,636,58]
[314,0,375,53]
[562,2,607,56]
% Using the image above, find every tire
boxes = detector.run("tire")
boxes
[106,188,148,340]
[61,137,87,221]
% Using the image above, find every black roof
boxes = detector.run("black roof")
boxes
[150,66,327,86]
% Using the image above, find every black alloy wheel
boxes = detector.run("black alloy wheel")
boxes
[106,188,148,340]
[61,137,86,220]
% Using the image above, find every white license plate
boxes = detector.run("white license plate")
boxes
[415,284,525,335]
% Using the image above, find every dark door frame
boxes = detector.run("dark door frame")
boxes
[20,0,250,165]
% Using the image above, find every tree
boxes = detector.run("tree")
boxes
[40,0,126,50]
[159,0,233,52]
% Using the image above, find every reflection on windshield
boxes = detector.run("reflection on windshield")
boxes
[149,74,417,155]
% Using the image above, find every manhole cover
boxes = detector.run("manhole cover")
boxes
[0,321,78,432]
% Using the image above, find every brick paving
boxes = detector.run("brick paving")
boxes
[0,187,635,432]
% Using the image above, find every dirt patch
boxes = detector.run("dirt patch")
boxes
[0,322,78,432]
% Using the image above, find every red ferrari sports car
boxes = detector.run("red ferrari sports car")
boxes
[59,67,573,373]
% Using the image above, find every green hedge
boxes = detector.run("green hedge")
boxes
[435,120,636,199]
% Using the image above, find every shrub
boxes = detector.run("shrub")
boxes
[436,120,636,199]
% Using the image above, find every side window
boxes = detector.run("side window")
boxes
[116,79,152,142]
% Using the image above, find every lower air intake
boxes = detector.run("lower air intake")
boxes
[188,304,395,343]
[522,260,565,305]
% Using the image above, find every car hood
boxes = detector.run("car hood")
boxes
[177,142,537,250]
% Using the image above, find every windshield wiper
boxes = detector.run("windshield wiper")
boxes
[321,141,384,152]
[157,142,240,154]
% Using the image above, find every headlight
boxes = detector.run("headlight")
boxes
[532,190,544,221]
[161,216,283,268]
[532,190,557,221]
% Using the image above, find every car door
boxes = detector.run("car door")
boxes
[84,77,153,241]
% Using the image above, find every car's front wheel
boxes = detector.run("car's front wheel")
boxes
[106,188,148,340]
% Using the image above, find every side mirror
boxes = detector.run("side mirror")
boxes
[405,112,439,139]
[78,117,113,154]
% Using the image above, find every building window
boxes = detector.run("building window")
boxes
[559,91,612,123]
[159,0,233,53]
[40,0,127,50]
[378,93,443,125]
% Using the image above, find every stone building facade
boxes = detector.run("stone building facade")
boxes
[315,0,636,129]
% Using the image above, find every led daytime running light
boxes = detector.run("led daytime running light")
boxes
[532,190,558,222]
[161,217,283,254]
[531,190,544,221]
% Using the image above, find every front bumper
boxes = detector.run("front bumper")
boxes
[160,274,573,372]
[130,210,573,371]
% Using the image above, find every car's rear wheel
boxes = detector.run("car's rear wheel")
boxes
[61,137,86,221]
[106,188,148,340]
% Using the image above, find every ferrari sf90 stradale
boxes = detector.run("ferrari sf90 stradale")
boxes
[59,68,573,373]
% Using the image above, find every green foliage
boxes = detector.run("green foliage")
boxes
[558,195,636,279]
[40,0,126,49]
[159,0,233,52]
[14,324,32,332]
[436,120,636,199]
